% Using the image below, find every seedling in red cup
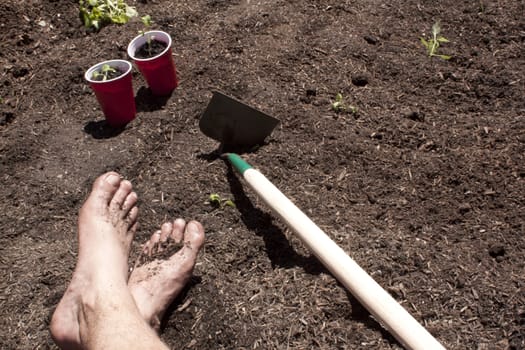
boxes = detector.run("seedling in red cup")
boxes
[127,30,178,96]
[85,59,136,127]
[91,64,121,81]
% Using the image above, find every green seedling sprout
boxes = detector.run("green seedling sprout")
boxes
[140,15,152,33]
[208,194,235,208]
[331,93,345,112]
[92,64,117,81]
[139,15,155,55]
[331,93,358,115]
[420,21,451,60]
[79,0,138,31]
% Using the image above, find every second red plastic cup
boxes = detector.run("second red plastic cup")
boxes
[84,60,135,127]
[127,30,178,96]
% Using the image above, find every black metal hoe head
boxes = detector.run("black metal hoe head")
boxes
[199,91,280,152]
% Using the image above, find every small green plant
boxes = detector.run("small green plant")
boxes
[420,21,451,60]
[331,93,358,114]
[209,194,235,208]
[139,15,155,54]
[79,0,138,30]
[92,64,117,81]
[140,15,152,33]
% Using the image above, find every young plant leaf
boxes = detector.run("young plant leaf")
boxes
[79,0,138,31]
[420,21,452,60]
[331,93,346,112]
[141,15,152,27]
[208,193,235,209]
[209,193,221,206]
[224,200,236,208]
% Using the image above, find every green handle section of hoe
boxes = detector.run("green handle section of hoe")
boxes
[226,153,253,175]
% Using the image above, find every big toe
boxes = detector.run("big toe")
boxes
[183,221,205,252]
[89,172,122,205]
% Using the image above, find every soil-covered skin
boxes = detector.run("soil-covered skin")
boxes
[0,0,524,349]
[136,39,168,59]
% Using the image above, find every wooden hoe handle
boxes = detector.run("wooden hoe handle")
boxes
[227,153,446,350]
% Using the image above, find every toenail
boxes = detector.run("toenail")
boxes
[187,221,201,233]
[105,173,120,186]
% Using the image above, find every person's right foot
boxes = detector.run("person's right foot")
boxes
[128,219,205,330]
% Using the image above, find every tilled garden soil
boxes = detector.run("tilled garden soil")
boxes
[0,0,524,349]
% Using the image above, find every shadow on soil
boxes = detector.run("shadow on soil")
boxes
[346,289,400,346]
[84,120,125,139]
[225,161,401,345]
[223,156,401,346]
[224,163,326,274]
[135,87,172,112]
[160,275,202,331]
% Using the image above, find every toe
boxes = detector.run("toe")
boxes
[159,222,173,243]
[110,180,133,213]
[145,230,162,256]
[183,221,205,252]
[121,191,138,219]
[166,221,204,271]
[127,206,139,230]
[170,218,186,243]
[89,172,121,205]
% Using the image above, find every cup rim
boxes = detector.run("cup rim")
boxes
[85,59,132,84]
[127,30,172,62]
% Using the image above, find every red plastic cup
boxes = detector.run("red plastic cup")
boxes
[127,30,178,96]
[85,60,136,127]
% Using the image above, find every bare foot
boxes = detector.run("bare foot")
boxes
[50,172,139,350]
[128,219,205,330]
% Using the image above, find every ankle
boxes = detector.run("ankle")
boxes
[50,308,80,350]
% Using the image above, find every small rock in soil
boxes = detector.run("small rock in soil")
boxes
[0,111,15,126]
[488,244,505,259]
[508,330,523,350]
[12,66,29,78]
[370,132,383,140]
[455,276,465,289]
[458,202,472,214]
[300,88,317,104]
[405,111,425,122]
[17,34,33,46]
[364,35,379,45]
[306,88,317,96]
[351,73,369,87]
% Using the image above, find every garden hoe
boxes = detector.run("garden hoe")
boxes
[199,91,446,350]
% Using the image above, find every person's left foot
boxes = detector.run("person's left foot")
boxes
[50,172,139,349]
[128,219,205,330]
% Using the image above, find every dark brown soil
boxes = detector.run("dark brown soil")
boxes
[0,0,524,349]
[136,39,168,59]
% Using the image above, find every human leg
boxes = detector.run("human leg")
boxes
[50,172,168,350]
